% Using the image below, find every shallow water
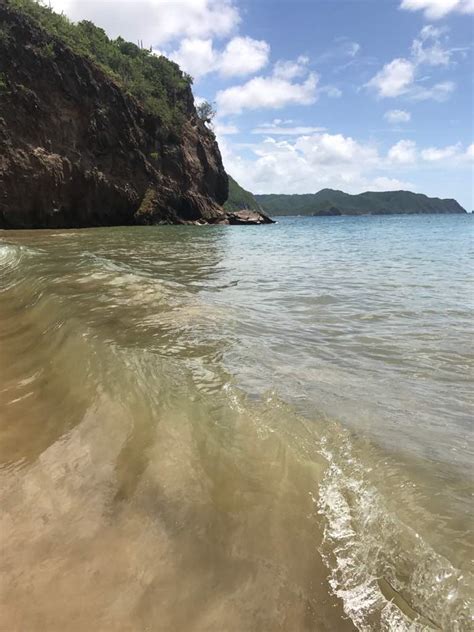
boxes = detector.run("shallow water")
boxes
[0,214,473,631]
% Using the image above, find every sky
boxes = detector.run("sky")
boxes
[49,0,474,209]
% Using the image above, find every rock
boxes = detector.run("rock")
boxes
[225,210,275,225]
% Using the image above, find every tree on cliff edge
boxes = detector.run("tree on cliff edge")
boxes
[196,101,216,126]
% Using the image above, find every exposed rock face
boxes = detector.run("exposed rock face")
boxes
[0,4,270,228]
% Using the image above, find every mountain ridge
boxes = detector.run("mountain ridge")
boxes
[253,188,466,216]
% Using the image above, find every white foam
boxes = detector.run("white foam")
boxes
[317,435,472,631]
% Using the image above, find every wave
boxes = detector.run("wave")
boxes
[318,433,471,630]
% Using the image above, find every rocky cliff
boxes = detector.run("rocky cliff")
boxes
[0,2,270,228]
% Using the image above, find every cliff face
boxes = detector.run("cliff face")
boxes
[0,3,232,228]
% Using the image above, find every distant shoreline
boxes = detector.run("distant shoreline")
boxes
[265,210,470,218]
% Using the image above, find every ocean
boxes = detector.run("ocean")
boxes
[0,214,472,631]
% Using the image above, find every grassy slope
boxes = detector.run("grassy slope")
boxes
[224,176,262,212]
[6,0,192,129]
[255,189,466,216]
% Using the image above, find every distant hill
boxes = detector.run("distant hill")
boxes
[224,176,262,212]
[254,189,467,216]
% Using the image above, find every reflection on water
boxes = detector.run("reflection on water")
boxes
[0,216,473,631]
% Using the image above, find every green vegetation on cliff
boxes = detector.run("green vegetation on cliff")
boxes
[224,176,262,212]
[255,189,466,216]
[8,0,192,128]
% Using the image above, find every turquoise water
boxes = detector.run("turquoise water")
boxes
[0,214,473,630]
[215,214,473,466]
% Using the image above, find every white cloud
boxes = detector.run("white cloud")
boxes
[370,176,413,191]
[216,68,319,115]
[346,42,361,58]
[388,140,417,163]
[411,26,451,66]
[366,58,415,97]
[410,80,455,101]
[421,143,462,160]
[170,38,215,79]
[218,36,270,77]
[385,109,412,123]
[317,38,361,66]
[215,54,344,115]
[386,140,473,164]
[252,124,326,135]
[387,140,473,165]
[366,25,459,100]
[214,121,239,135]
[419,25,446,39]
[400,0,474,19]
[170,35,269,79]
[321,86,343,98]
[273,56,310,80]
[294,133,379,166]
[260,119,293,126]
[220,132,391,196]
[50,0,240,47]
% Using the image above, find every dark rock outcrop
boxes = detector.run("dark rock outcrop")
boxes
[0,4,271,228]
[224,210,274,225]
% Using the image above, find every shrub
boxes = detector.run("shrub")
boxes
[0,24,12,46]
[0,73,8,93]
[196,100,216,124]
[37,41,55,59]
[9,0,193,128]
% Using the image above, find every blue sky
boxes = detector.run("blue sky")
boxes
[51,0,473,209]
